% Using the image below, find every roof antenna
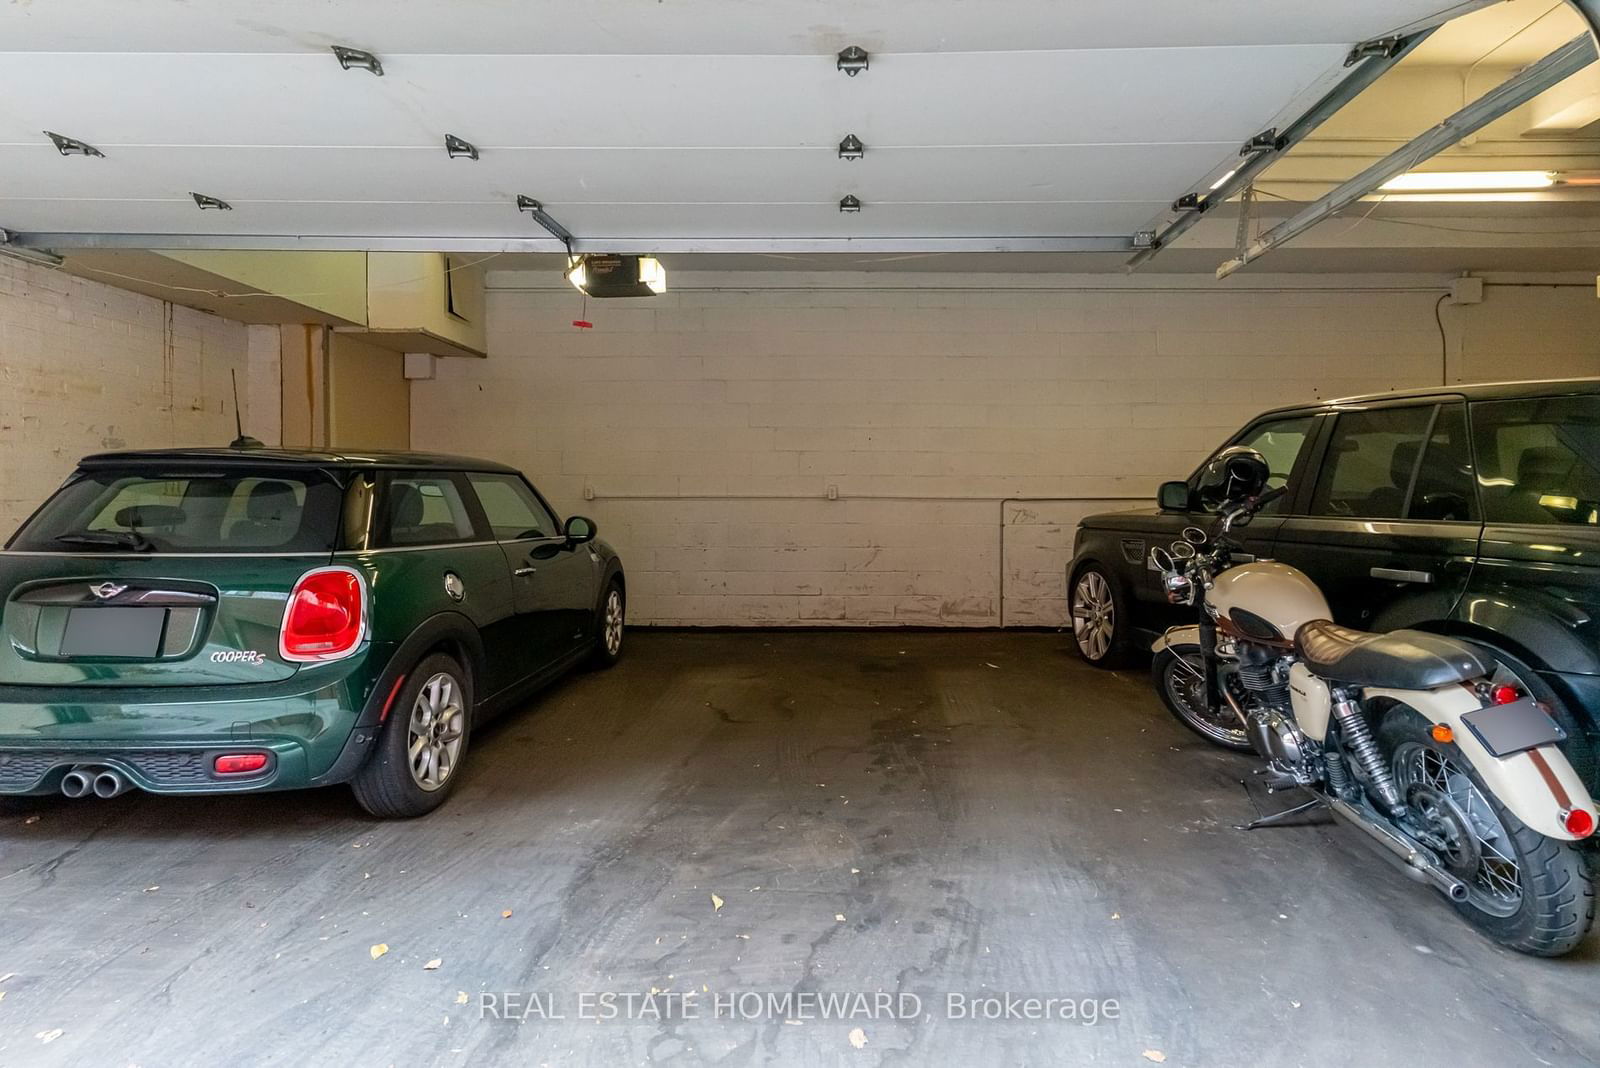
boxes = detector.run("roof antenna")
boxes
[229,369,264,449]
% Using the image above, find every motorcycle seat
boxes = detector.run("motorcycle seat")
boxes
[1293,620,1492,690]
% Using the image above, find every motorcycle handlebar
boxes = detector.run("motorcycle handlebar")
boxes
[1155,485,1290,596]
[1213,484,1287,539]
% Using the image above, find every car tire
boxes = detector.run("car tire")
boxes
[1459,639,1598,796]
[351,652,472,819]
[1069,563,1133,668]
[587,580,625,670]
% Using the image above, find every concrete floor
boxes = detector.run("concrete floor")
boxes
[0,631,1595,1066]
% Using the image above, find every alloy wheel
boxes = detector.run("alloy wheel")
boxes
[1071,571,1116,661]
[407,672,465,792]
[604,588,624,656]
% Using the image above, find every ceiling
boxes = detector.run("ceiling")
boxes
[2,0,1597,279]
[1408,0,1584,64]
[0,0,1498,250]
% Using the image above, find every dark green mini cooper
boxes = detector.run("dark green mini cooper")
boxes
[0,447,625,817]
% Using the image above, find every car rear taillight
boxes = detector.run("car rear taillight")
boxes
[1564,808,1596,839]
[280,567,365,662]
[214,753,270,776]
[1491,684,1522,706]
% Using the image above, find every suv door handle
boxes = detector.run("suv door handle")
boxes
[514,567,537,577]
[1371,567,1432,584]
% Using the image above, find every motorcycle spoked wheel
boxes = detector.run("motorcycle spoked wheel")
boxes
[1151,644,1253,752]
[1379,707,1595,957]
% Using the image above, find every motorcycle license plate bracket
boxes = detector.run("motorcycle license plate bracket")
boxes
[1460,697,1566,758]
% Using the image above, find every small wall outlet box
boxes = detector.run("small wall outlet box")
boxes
[1449,277,1483,305]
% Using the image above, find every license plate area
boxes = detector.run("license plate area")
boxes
[9,582,215,663]
[1461,697,1567,758]
[60,606,168,658]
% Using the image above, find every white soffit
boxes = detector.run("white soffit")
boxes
[0,0,1488,245]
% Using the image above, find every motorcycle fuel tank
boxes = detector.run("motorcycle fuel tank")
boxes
[1209,561,1331,644]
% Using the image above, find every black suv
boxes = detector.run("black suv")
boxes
[1067,378,1600,790]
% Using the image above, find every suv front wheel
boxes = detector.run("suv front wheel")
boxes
[352,652,472,818]
[1070,564,1132,668]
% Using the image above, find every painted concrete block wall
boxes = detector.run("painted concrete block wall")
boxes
[410,273,1598,627]
[245,323,283,448]
[0,258,251,533]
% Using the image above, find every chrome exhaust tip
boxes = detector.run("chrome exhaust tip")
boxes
[92,769,131,799]
[60,769,94,798]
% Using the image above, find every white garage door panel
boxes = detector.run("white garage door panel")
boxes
[0,0,1479,54]
[3,198,1162,238]
[0,0,1469,243]
[0,143,1230,204]
[2,47,1340,150]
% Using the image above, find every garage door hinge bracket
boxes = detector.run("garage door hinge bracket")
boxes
[444,134,480,161]
[1239,128,1286,156]
[1345,35,1407,67]
[331,45,384,76]
[45,131,105,157]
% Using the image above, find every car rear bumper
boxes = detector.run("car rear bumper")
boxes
[0,648,389,795]
[0,742,307,795]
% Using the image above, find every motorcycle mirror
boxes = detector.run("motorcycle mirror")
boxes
[1182,526,1207,545]
[1147,546,1176,573]
[1169,541,1196,560]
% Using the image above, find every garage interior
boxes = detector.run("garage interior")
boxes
[2,0,1599,1063]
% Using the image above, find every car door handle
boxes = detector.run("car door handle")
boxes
[1371,567,1433,584]
[514,567,537,577]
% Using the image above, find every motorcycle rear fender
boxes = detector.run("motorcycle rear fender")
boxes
[1151,626,1201,656]
[1364,683,1597,842]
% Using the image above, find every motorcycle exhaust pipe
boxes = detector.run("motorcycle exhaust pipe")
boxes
[91,769,131,799]
[1327,797,1469,902]
[60,768,95,798]
[1221,688,1250,728]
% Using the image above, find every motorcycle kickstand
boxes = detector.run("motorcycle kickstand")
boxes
[1243,795,1325,830]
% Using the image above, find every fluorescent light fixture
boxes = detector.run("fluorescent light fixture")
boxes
[1379,170,1557,192]
[1209,168,1238,191]
[565,254,666,298]
[1378,192,1549,203]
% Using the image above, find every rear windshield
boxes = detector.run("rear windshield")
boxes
[7,469,343,553]
[1471,396,1600,526]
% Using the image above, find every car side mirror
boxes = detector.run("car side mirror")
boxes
[1157,481,1191,512]
[563,515,597,545]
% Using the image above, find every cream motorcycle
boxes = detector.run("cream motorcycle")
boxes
[1149,448,1596,956]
